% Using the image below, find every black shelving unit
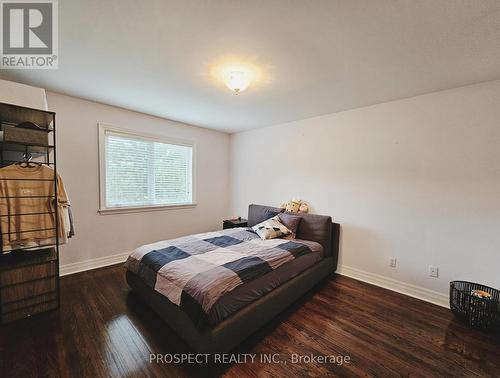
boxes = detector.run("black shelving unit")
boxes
[0,102,60,323]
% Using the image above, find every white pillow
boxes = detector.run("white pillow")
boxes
[252,216,292,240]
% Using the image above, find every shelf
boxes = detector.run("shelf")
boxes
[0,247,57,270]
[0,102,54,130]
[0,141,54,155]
[0,101,60,324]
[0,161,53,167]
[1,121,53,133]
[0,140,53,148]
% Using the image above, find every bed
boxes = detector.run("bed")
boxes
[125,204,340,353]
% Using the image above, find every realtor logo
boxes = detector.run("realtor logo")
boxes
[1,0,58,69]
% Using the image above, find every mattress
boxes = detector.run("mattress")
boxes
[207,238,323,324]
[125,228,324,327]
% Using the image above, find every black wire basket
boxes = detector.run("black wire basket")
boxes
[450,281,500,330]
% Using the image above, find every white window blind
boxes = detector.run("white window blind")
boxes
[101,129,193,210]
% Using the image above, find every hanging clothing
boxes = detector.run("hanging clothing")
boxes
[0,164,72,253]
[67,205,75,238]
[59,203,75,239]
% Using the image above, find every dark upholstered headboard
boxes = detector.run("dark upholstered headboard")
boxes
[247,204,340,268]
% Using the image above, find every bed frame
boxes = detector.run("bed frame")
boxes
[126,204,340,353]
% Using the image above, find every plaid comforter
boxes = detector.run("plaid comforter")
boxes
[125,227,316,327]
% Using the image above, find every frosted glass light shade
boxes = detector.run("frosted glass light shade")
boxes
[224,71,250,94]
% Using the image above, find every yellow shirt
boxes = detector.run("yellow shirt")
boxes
[0,164,69,253]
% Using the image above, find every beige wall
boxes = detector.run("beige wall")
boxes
[47,92,230,267]
[6,79,499,302]
[230,80,500,297]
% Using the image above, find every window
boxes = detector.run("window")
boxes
[98,124,195,213]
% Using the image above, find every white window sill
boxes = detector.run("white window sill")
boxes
[98,203,197,215]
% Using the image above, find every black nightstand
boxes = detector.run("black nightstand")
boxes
[223,218,248,229]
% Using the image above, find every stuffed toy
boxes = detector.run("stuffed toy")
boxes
[280,198,309,214]
[298,202,309,213]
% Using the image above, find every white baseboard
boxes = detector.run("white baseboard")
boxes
[336,265,449,308]
[59,251,130,276]
[59,256,449,308]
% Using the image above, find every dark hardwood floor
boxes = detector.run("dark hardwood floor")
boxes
[1,264,499,377]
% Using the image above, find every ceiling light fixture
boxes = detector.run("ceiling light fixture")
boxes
[223,70,251,95]
[210,56,263,94]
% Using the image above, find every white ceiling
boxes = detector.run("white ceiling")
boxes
[1,0,500,133]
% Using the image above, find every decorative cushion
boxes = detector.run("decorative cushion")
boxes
[248,204,284,227]
[252,216,292,240]
[278,213,302,239]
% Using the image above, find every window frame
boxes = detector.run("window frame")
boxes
[97,123,196,214]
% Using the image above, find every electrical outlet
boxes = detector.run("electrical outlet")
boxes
[429,266,439,278]
[389,257,397,268]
